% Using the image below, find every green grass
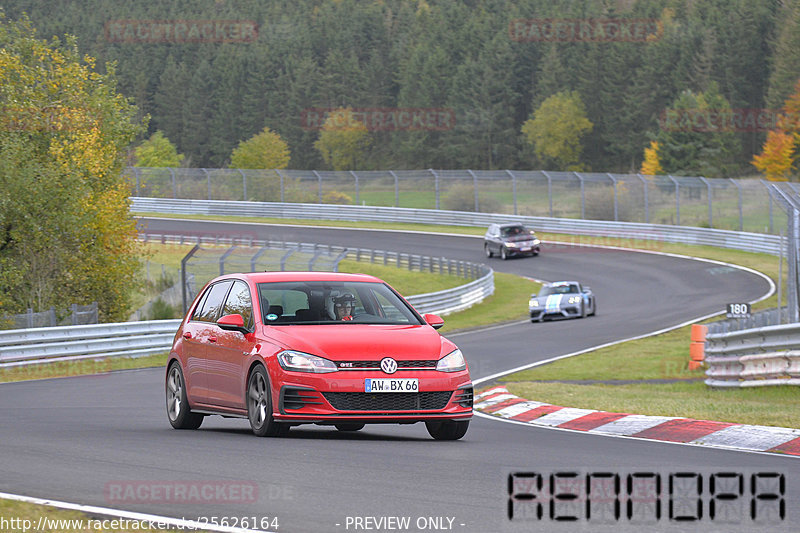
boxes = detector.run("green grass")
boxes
[502,381,800,429]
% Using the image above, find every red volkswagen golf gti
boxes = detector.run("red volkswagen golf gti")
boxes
[166,272,472,440]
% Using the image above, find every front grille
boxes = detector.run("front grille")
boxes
[322,391,452,411]
[454,387,473,408]
[281,386,324,411]
[336,360,438,370]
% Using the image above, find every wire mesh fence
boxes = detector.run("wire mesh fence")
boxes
[1,303,98,330]
[126,167,794,234]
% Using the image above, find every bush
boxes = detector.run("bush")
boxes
[584,187,634,221]
[322,190,353,204]
[441,184,502,213]
[147,298,181,320]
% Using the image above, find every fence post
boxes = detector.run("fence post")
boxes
[390,170,399,207]
[237,168,247,201]
[606,173,618,221]
[636,174,649,223]
[275,169,285,203]
[430,169,440,209]
[699,176,712,228]
[574,172,585,219]
[730,178,743,231]
[467,169,479,212]
[168,167,177,198]
[350,170,360,205]
[668,175,680,225]
[542,170,553,217]
[201,168,210,200]
[313,170,322,203]
[181,245,200,313]
[506,170,518,215]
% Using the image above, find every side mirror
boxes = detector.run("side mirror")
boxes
[423,313,444,330]
[584,286,591,292]
[530,294,537,298]
[217,313,249,333]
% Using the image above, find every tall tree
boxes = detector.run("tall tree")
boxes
[0,14,145,320]
[229,126,290,169]
[521,90,593,170]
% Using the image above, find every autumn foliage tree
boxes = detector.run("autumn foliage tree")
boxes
[753,79,800,181]
[229,126,290,169]
[521,91,593,171]
[314,109,372,170]
[0,14,145,321]
[134,131,184,167]
[641,141,663,176]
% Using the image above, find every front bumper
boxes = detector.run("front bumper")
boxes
[529,304,582,321]
[506,243,540,255]
[272,369,473,423]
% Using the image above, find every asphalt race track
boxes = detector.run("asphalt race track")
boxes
[1,217,796,533]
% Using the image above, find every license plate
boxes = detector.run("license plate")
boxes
[365,378,418,393]
[521,247,531,251]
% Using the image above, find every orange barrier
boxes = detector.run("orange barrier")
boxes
[689,324,707,370]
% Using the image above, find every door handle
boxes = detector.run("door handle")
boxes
[182,332,192,339]
[208,336,217,343]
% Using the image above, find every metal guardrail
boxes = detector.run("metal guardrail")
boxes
[0,320,182,367]
[705,324,800,388]
[131,198,783,256]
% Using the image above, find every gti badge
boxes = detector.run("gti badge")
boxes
[380,357,398,374]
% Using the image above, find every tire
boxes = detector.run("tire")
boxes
[425,420,469,441]
[500,246,508,260]
[580,303,587,318]
[166,362,204,430]
[484,244,493,258]
[247,365,289,437]
[335,423,365,432]
[591,300,597,316]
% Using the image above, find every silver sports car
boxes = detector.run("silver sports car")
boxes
[529,281,596,322]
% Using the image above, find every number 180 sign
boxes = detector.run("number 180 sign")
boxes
[726,303,751,318]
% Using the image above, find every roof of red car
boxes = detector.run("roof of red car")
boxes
[217,271,384,284]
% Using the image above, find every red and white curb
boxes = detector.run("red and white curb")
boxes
[475,386,800,457]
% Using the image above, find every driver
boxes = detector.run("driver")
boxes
[327,291,357,320]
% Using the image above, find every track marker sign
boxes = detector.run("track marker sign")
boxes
[726,303,751,318]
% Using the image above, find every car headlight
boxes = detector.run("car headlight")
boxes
[277,350,338,373]
[532,239,541,245]
[568,296,581,304]
[529,299,539,307]
[437,349,466,372]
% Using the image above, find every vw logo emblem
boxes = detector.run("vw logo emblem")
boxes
[380,357,398,374]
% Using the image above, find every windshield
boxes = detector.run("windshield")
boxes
[538,284,579,296]
[501,225,529,237]
[257,280,424,325]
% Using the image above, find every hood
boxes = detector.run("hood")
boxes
[262,324,452,361]
[504,234,536,243]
